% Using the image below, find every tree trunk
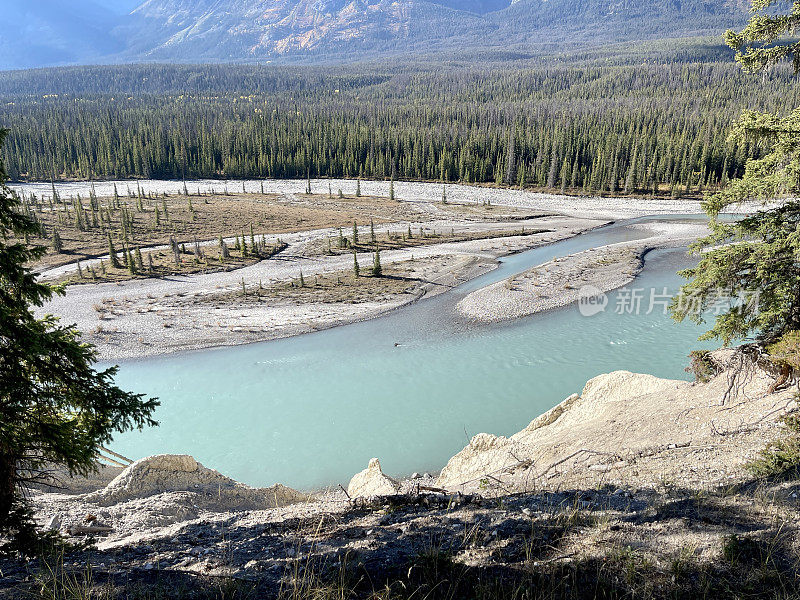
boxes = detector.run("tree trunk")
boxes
[768,364,793,394]
[0,451,17,525]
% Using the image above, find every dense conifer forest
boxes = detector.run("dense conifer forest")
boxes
[1,44,798,197]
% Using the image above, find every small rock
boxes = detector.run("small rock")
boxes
[45,515,61,531]
[521,508,532,517]
[143,563,154,571]
[347,458,400,498]
[588,464,610,473]
[244,560,262,571]
[410,473,421,479]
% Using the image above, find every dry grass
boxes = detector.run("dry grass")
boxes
[23,191,426,272]
[57,242,287,286]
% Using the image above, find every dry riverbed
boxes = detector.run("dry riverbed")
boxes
[457,221,709,323]
[26,179,747,361]
[39,211,603,360]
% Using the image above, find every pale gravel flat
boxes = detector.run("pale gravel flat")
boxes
[39,215,602,360]
[12,177,763,221]
[456,221,710,323]
[22,177,752,361]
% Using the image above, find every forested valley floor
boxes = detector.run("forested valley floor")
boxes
[2,39,798,198]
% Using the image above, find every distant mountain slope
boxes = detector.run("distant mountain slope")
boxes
[114,0,493,62]
[0,0,750,70]
[498,0,752,41]
[1,0,126,70]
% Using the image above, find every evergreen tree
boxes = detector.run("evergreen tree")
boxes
[725,1,800,73]
[353,248,360,277]
[135,247,144,271]
[372,246,382,277]
[51,228,63,253]
[352,221,359,246]
[0,131,157,553]
[107,233,120,269]
[673,1,800,350]
[126,246,136,275]
[356,178,362,197]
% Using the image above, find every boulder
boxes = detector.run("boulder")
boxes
[347,458,400,498]
[437,433,519,491]
[85,454,306,510]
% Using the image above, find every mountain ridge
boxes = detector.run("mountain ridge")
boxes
[0,0,751,70]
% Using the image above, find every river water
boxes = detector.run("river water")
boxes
[102,216,716,490]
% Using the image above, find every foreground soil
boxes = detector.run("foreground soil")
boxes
[3,482,800,599]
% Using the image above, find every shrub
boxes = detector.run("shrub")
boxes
[686,350,720,383]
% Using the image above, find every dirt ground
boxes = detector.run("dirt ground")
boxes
[24,190,547,272]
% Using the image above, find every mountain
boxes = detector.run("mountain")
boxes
[1,0,126,70]
[0,0,751,70]
[113,0,499,63]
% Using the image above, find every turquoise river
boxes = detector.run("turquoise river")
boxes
[106,216,718,490]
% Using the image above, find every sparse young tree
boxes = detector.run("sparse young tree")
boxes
[0,131,157,553]
[126,246,136,275]
[372,246,382,277]
[135,247,144,271]
[107,232,120,269]
[51,228,63,253]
